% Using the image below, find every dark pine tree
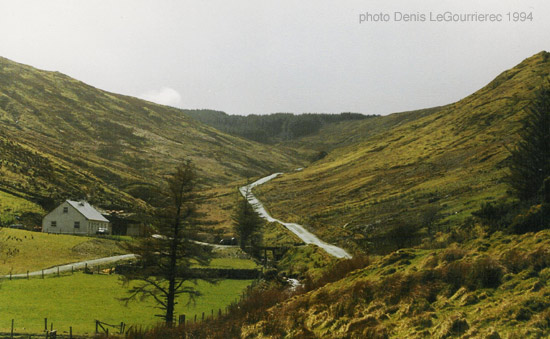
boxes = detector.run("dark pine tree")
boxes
[507,81,550,201]
[233,187,263,252]
[121,160,212,326]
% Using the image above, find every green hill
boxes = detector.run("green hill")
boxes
[0,57,306,223]
[254,51,550,252]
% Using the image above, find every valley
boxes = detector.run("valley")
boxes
[254,51,550,253]
[0,50,549,338]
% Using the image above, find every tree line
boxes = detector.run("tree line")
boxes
[183,110,372,144]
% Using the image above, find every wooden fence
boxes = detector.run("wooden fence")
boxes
[2,303,245,338]
[95,320,126,335]
[0,317,85,338]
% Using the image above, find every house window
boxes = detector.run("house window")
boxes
[63,207,68,213]
[74,221,80,229]
[51,221,57,227]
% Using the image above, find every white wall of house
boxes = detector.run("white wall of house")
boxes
[42,201,109,235]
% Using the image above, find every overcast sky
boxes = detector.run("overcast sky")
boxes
[1,0,549,115]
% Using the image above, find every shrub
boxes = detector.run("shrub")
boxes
[379,272,417,305]
[441,248,467,262]
[261,318,286,336]
[441,261,471,291]
[466,256,504,289]
[528,247,550,272]
[472,201,517,232]
[350,280,375,304]
[414,270,444,302]
[364,325,390,339]
[500,248,529,273]
[411,314,433,329]
[539,268,550,284]
[385,221,421,249]
[532,309,550,330]
[511,203,550,234]
[439,256,504,291]
[234,286,288,323]
[304,254,370,291]
[332,296,358,318]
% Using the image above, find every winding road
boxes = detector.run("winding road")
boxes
[1,254,137,279]
[240,173,352,259]
[3,172,349,279]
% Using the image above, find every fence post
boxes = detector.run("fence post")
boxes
[57,266,60,277]
[11,319,14,338]
[95,320,99,334]
[194,314,197,323]
[42,269,45,279]
[120,321,124,334]
[27,270,29,279]
[70,326,73,339]
[45,318,48,331]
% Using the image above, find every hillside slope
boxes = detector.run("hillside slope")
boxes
[0,57,305,220]
[241,229,550,338]
[254,51,550,252]
[281,106,445,153]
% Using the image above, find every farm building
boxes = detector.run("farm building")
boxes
[42,200,110,235]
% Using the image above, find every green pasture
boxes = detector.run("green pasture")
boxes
[0,272,253,335]
[0,228,127,275]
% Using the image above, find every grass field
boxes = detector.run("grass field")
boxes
[0,272,253,335]
[0,228,128,275]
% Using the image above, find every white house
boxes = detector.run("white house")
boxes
[42,200,110,235]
